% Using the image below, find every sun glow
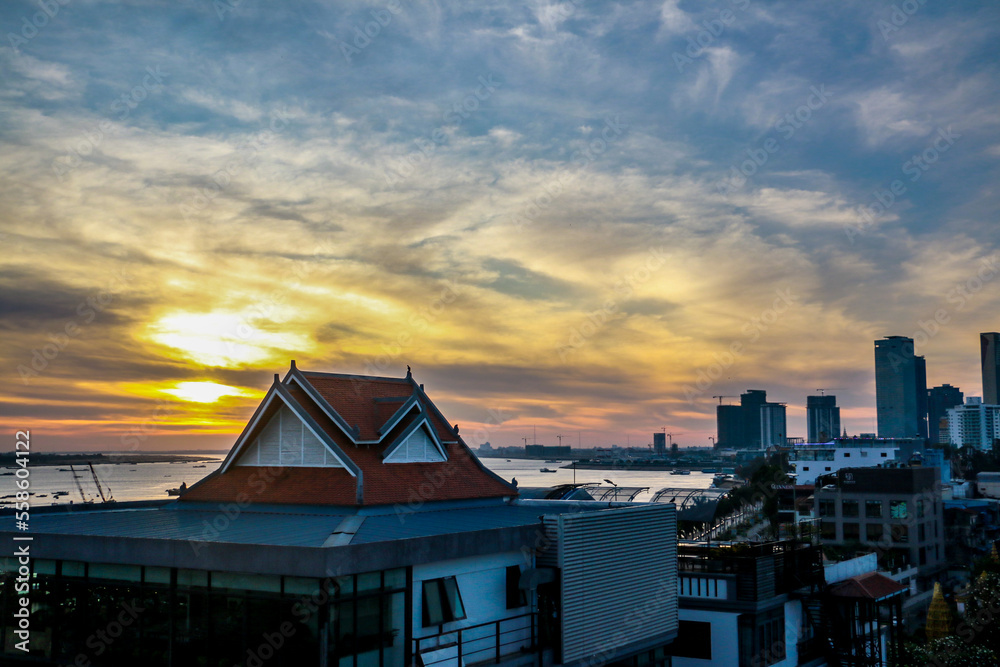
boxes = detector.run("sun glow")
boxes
[161,381,250,403]
[146,311,313,367]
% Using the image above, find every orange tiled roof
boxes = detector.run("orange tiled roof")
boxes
[829,571,907,600]
[180,364,516,507]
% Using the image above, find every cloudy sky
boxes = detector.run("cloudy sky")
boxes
[2,0,998,452]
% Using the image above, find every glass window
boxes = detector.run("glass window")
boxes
[843,453,851,458]
[866,524,884,541]
[842,500,859,518]
[818,500,835,517]
[917,499,925,518]
[865,500,882,518]
[421,577,466,626]
[890,500,908,519]
[881,452,888,457]
[891,524,909,543]
[673,620,712,660]
[919,524,926,542]
[177,569,208,588]
[821,522,836,540]
[145,566,171,584]
[506,565,526,609]
[843,523,860,540]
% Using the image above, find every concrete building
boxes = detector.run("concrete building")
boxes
[760,402,788,448]
[874,336,928,439]
[927,384,963,444]
[0,364,678,667]
[982,332,1000,405]
[715,405,741,449]
[815,467,945,578]
[524,444,572,458]
[672,540,825,667]
[741,390,768,450]
[654,432,667,456]
[806,395,840,444]
[788,442,898,486]
[946,396,1000,450]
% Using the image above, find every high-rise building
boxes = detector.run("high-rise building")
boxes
[947,397,1000,451]
[653,432,666,456]
[874,336,927,439]
[806,395,841,443]
[982,333,1000,405]
[741,389,767,449]
[716,405,742,448]
[927,384,963,444]
[760,402,787,448]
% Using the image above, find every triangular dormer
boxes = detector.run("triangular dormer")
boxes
[218,379,358,476]
[383,417,448,463]
[235,404,346,467]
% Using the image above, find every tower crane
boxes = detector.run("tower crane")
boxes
[712,395,737,404]
[815,388,844,396]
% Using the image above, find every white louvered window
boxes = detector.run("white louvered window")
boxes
[384,427,446,463]
[235,405,343,467]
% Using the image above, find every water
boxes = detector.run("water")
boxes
[1,456,712,507]
[481,458,715,502]
[1,457,225,507]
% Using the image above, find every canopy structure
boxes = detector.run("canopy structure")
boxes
[587,486,650,502]
[650,487,729,509]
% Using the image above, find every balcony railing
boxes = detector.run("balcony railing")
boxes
[413,612,537,667]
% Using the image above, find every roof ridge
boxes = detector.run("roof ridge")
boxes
[302,370,409,383]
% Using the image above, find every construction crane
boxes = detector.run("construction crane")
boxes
[815,388,843,396]
[712,395,737,404]
[69,464,89,503]
[663,432,684,446]
[87,462,113,503]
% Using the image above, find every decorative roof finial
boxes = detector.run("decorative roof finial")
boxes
[290,359,297,370]
[406,365,412,378]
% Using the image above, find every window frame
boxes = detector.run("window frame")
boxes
[421,576,467,627]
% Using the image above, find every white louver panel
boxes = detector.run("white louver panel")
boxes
[384,427,446,463]
[235,405,345,468]
[552,504,678,664]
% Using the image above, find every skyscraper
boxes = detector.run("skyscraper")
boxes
[806,395,841,443]
[653,432,667,456]
[741,389,767,449]
[927,384,963,444]
[874,336,928,439]
[760,402,787,448]
[716,405,741,449]
[982,333,1000,405]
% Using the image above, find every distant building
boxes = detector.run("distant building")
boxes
[982,332,1000,405]
[874,336,928,439]
[715,405,741,449]
[946,397,1000,450]
[806,395,840,443]
[815,466,945,576]
[789,442,898,486]
[740,389,768,449]
[654,432,667,456]
[927,384,963,444]
[759,402,787,448]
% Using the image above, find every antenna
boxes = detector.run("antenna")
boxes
[815,388,844,397]
[712,395,737,404]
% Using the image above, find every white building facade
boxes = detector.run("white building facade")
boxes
[947,397,1000,450]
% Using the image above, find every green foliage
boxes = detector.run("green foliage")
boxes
[899,636,997,667]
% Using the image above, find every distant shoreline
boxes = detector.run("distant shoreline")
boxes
[0,453,221,467]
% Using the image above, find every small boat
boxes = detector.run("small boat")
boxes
[506,459,511,462]
[539,468,557,473]
[670,469,691,475]
[701,468,717,474]
[545,459,561,463]
[193,465,206,468]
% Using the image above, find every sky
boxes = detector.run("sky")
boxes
[1,0,999,453]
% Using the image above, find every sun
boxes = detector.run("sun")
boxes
[145,311,312,368]
[162,381,249,403]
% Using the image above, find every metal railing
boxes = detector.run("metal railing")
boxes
[413,612,537,667]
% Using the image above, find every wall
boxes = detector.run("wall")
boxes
[672,608,738,667]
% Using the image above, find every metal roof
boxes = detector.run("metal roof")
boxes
[19,499,625,549]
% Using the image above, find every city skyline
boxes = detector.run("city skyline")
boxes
[1,1,999,451]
